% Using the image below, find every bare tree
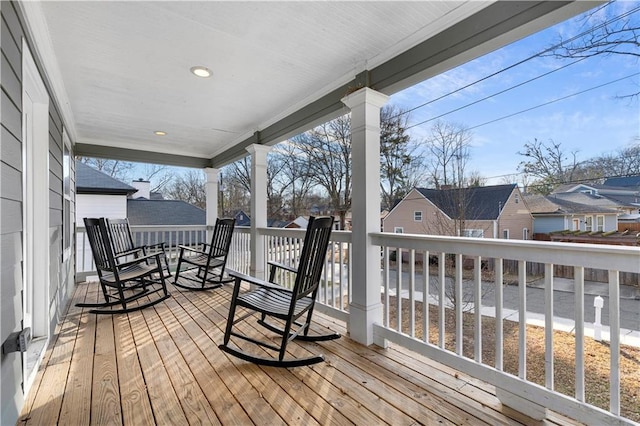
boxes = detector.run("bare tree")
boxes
[424,120,473,189]
[545,1,640,99]
[165,170,206,209]
[293,115,352,229]
[272,142,314,218]
[380,106,427,211]
[517,139,580,194]
[78,157,136,181]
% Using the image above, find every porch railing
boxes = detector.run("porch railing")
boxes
[76,225,207,281]
[371,232,639,425]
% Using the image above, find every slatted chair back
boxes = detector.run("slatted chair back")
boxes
[291,216,334,301]
[209,218,235,258]
[107,218,136,256]
[83,217,117,274]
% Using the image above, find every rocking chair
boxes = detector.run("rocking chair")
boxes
[106,218,172,278]
[219,216,340,367]
[173,218,235,290]
[78,217,170,314]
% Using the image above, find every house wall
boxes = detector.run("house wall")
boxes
[75,193,127,223]
[532,216,565,234]
[384,187,532,240]
[0,2,75,424]
[496,188,533,240]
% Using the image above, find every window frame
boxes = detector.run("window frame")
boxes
[62,131,73,261]
[596,215,604,232]
[413,211,423,222]
[502,229,510,239]
[461,229,483,238]
[394,227,404,234]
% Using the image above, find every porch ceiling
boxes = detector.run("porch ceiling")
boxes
[21,1,595,168]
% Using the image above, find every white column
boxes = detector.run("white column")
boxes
[205,168,219,241]
[246,144,272,280]
[342,87,389,346]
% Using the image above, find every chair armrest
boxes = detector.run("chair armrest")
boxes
[267,261,298,274]
[145,242,167,251]
[117,252,161,269]
[228,270,287,291]
[114,246,146,258]
[177,245,207,256]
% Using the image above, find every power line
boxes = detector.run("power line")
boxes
[404,57,587,130]
[464,72,640,131]
[392,4,640,122]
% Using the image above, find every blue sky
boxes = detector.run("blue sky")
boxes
[389,1,640,185]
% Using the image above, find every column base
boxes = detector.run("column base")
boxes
[348,302,383,346]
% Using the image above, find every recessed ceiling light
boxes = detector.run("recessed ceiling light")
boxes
[154,131,167,136]
[190,66,212,78]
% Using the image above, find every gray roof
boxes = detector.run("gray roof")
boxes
[416,184,516,220]
[127,199,205,225]
[524,194,618,215]
[76,162,137,195]
[604,175,640,188]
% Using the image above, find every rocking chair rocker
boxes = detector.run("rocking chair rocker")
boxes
[78,217,170,314]
[219,216,340,367]
[173,218,235,290]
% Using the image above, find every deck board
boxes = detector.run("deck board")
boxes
[19,281,583,426]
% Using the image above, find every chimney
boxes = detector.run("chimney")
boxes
[131,178,150,199]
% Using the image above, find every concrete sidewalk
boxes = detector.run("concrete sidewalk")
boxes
[528,277,640,300]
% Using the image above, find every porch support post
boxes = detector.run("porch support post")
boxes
[247,144,272,280]
[342,87,389,346]
[205,167,219,241]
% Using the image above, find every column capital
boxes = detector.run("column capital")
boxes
[341,87,389,110]
[245,144,273,157]
[204,167,220,182]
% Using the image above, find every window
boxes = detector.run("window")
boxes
[514,194,519,204]
[394,227,404,233]
[585,216,593,232]
[503,229,510,239]
[523,228,529,240]
[461,229,483,238]
[413,211,423,222]
[62,132,73,260]
[596,215,604,232]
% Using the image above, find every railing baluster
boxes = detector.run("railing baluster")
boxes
[396,247,402,333]
[474,256,482,362]
[609,270,620,415]
[409,249,415,338]
[456,253,463,356]
[438,252,445,349]
[574,266,585,402]
[423,250,429,343]
[545,263,554,390]
[384,246,390,327]
[518,260,527,380]
[495,258,503,371]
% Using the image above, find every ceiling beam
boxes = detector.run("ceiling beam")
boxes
[75,143,211,169]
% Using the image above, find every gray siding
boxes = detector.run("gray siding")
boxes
[0,2,76,424]
[532,216,565,234]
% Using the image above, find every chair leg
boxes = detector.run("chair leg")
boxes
[223,278,242,346]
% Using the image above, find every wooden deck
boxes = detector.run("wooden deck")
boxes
[19,280,580,425]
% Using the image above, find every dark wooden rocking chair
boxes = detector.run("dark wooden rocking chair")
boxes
[219,216,340,367]
[106,218,172,279]
[77,217,170,314]
[173,217,235,291]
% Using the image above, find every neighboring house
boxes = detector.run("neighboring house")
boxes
[552,182,640,215]
[75,162,137,223]
[76,164,207,258]
[383,184,532,240]
[604,175,640,189]
[233,210,251,226]
[524,194,619,234]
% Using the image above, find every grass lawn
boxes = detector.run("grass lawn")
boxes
[387,296,640,422]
